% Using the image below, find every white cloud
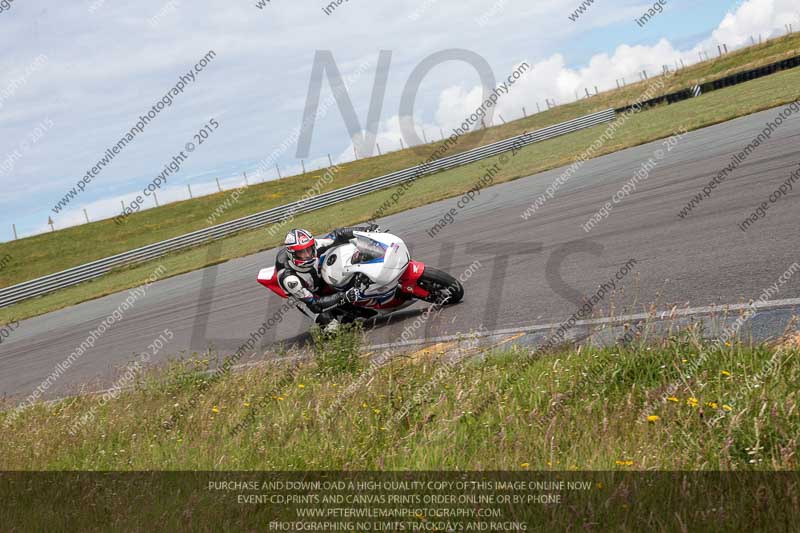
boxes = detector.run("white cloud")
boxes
[707,0,799,48]
[426,0,798,135]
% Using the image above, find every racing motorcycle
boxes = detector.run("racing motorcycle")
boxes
[257,230,464,322]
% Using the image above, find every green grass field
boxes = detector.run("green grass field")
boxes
[2,323,797,471]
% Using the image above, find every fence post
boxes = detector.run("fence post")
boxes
[376,143,382,155]
[153,192,159,207]
[187,184,193,198]
[275,164,282,179]
[522,106,527,117]
[216,178,222,192]
[243,172,249,186]
[536,102,541,113]
[83,209,90,224]
[422,129,428,143]
[301,159,306,175]
[12,224,17,240]
[723,43,728,54]
[353,146,358,160]
[498,114,506,124]
[120,200,126,212]
[439,128,445,140]
[399,137,405,150]
[47,218,54,232]
[327,153,333,167]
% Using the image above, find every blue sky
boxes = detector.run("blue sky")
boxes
[0,0,797,240]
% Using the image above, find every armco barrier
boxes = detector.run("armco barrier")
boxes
[0,109,616,307]
[615,54,800,113]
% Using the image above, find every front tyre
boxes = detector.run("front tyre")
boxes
[417,267,464,305]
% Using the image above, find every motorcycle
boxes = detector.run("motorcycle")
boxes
[257,230,464,322]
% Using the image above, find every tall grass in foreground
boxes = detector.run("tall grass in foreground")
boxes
[1,324,798,471]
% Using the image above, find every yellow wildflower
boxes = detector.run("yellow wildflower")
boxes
[647,415,660,422]
[687,397,699,407]
[243,402,250,407]
[277,397,285,401]
[667,396,679,403]
[211,406,220,413]
[723,405,732,411]
[721,370,731,377]
[298,384,305,388]
[706,402,718,409]
[520,463,530,468]
[615,460,634,466]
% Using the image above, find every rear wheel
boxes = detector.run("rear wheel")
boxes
[417,267,464,305]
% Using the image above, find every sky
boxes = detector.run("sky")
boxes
[0,0,798,240]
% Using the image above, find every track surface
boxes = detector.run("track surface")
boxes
[2,106,799,399]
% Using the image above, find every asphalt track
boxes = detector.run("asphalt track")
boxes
[2,105,799,400]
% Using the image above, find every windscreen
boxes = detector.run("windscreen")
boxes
[351,235,387,264]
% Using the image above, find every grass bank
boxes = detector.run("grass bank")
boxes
[2,324,798,471]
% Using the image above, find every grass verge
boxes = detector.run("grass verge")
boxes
[2,323,798,471]
[3,64,800,325]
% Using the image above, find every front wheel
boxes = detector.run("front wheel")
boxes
[417,267,464,305]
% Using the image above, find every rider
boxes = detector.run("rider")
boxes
[277,225,378,325]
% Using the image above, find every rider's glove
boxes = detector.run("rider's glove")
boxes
[342,287,362,304]
[365,223,381,232]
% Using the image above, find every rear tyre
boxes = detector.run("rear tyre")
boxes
[417,267,464,305]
